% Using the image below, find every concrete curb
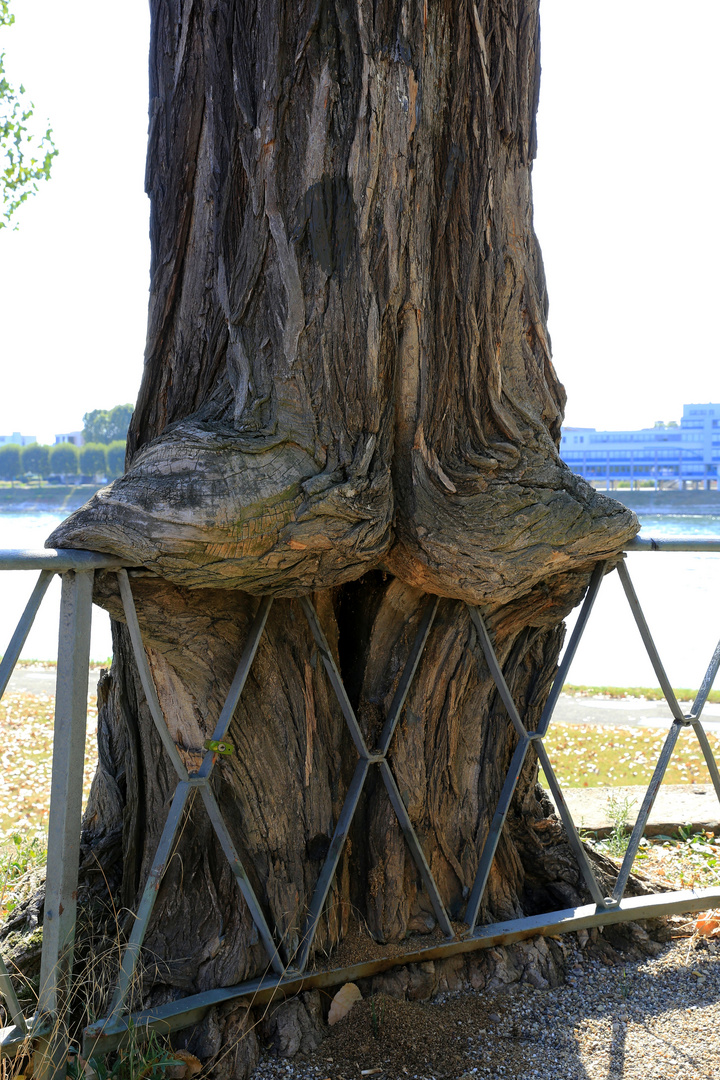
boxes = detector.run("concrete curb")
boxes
[547,783,720,838]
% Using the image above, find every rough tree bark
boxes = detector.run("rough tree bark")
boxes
[45,0,641,1071]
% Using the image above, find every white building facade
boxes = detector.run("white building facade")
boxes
[54,431,84,447]
[0,432,36,446]
[560,403,720,490]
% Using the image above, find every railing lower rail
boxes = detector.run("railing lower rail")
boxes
[0,540,718,1077]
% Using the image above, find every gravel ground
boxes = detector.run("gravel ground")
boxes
[251,930,720,1080]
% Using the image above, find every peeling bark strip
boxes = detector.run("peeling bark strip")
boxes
[42,2,644,1043]
[48,0,636,601]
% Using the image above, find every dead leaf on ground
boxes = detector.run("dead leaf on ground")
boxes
[328,982,362,1026]
[696,910,720,936]
[165,1050,202,1078]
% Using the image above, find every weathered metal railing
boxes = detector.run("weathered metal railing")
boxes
[0,540,719,1077]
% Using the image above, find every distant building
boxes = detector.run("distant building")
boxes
[561,403,720,490]
[54,431,84,447]
[0,432,36,446]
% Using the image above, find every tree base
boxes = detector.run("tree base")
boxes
[171,916,670,1080]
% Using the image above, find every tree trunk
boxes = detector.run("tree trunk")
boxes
[46,0,638,1066]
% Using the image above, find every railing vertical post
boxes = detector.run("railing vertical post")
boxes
[34,570,93,1080]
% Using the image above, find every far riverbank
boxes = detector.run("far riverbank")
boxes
[2,482,718,515]
[0,483,103,513]
[604,488,720,516]
[2,483,716,516]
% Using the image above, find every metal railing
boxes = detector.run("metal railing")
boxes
[0,539,719,1077]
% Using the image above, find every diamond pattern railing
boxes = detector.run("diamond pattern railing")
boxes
[0,543,720,1076]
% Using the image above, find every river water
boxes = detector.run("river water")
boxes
[1,510,719,690]
[0,511,112,663]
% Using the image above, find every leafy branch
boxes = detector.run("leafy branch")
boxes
[0,0,57,228]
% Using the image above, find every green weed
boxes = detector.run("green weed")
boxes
[68,1029,179,1080]
[602,792,636,858]
[0,833,46,919]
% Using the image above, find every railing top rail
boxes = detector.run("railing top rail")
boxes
[0,538,718,574]
[625,536,720,552]
[0,548,128,571]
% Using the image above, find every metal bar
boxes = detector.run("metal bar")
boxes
[81,886,720,1058]
[535,742,607,907]
[1,541,717,573]
[295,759,370,971]
[612,721,682,902]
[197,597,272,779]
[467,607,528,740]
[117,569,189,781]
[692,721,720,805]
[377,596,439,756]
[465,737,531,931]
[299,597,369,757]
[0,954,26,1033]
[108,782,192,1020]
[616,560,685,721]
[0,570,53,700]
[536,561,606,738]
[199,785,284,975]
[689,637,720,720]
[35,570,94,1080]
[626,537,720,552]
[0,549,128,571]
[378,760,454,938]
[0,1023,35,1059]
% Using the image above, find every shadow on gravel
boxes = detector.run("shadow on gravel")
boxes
[262,940,720,1080]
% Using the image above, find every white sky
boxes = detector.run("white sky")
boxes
[0,0,716,443]
[0,1,150,444]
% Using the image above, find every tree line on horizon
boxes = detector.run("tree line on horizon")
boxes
[0,440,125,483]
[81,403,133,445]
[0,404,133,484]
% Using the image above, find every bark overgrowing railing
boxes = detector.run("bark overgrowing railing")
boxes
[0,540,719,1078]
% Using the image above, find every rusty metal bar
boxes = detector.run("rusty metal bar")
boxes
[468,607,528,740]
[79,885,720,1058]
[108,782,192,1021]
[377,595,439,755]
[35,570,94,1080]
[616,560,684,721]
[536,561,606,738]
[300,597,369,757]
[686,640,720,805]
[117,569,190,782]
[0,955,26,1034]
[378,760,454,937]
[0,549,126,572]
[626,537,720,552]
[196,597,273,779]
[689,636,720,721]
[199,784,284,974]
[0,570,53,701]
[612,721,683,902]
[295,759,370,971]
[692,721,720,805]
[535,741,608,907]
[464,738,531,932]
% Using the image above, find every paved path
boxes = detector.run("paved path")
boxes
[552,783,720,836]
[8,676,719,728]
[552,693,720,732]
[5,667,105,695]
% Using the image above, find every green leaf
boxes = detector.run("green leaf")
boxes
[0,2,58,227]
